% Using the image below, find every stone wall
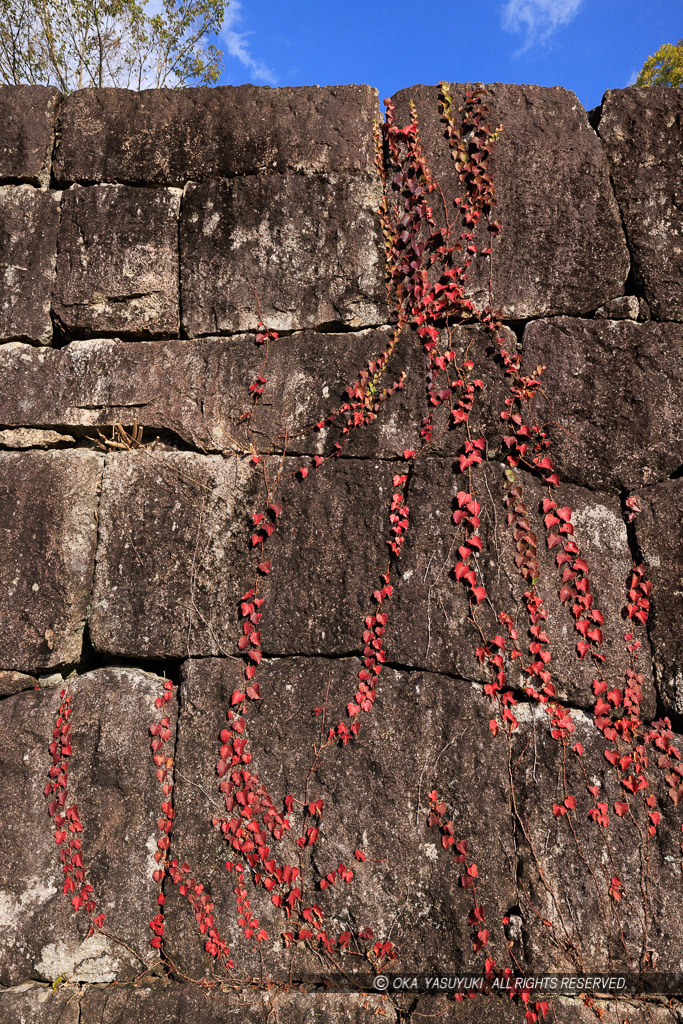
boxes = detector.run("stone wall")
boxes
[0,81,681,1024]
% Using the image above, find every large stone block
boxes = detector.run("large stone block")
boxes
[0,451,102,673]
[385,460,655,713]
[390,83,629,319]
[179,173,386,335]
[0,330,402,456]
[599,87,683,321]
[511,704,683,977]
[162,657,516,980]
[0,85,61,185]
[89,452,393,660]
[635,480,683,715]
[89,450,258,658]
[0,324,513,461]
[0,668,174,985]
[522,318,683,490]
[0,185,58,344]
[53,184,180,338]
[53,85,380,185]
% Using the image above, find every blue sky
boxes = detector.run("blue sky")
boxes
[214,0,680,113]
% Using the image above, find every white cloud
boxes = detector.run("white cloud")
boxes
[221,0,277,85]
[501,0,583,52]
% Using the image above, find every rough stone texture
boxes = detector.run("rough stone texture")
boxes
[0,86,61,186]
[53,184,180,338]
[0,451,102,673]
[594,294,640,320]
[0,324,514,460]
[163,657,516,980]
[89,450,258,658]
[636,480,683,716]
[599,87,683,321]
[0,671,37,696]
[410,994,677,1023]
[0,185,59,344]
[0,668,174,985]
[391,83,630,319]
[522,318,683,490]
[511,704,683,976]
[257,460,394,655]
[53,85,380,185]
[78,988,390,1023]
[0,82,681,1019]
[385,460,655,714]
[180,173,386,334]
[0,985,80,1024]
[0,330,403,455]
[0,428,76,448]
[89,453,394,659]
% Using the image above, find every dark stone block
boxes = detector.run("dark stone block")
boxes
[89,451,258,659]
[89,452,393,660]
[0,185,58,343]
[0,451,102,672]
[511,703,683,976]
[257,459,394,655]
[53,184,180,338]
[0,668,174,984]
[163,657,516,980]
[53,85,380,185]
[385,460,655,714]
[0,985,79,1024]
[180,173,386,335]
[522,318,683,490]
[0,85,61,185]
[390,83,629,319]
[636,480,683,715]
[599,87,683,321]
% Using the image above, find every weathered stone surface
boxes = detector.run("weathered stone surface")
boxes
[0,984,80,1024]
[636,480,683,715]
[0,451,102,672]
[599,87,683,321]
[385,460,655,713]
[522,318,683,490]
[89,450,258,658]
[257,460,394,655]
[90,452,393,659]
[53,85,380,185]
[78,987,389,1023]
[594,294,640,320]
[53,184,180,338]
[0,85,61,186]
[391,84,629,319]
[0,670,37,696]
[511,704,683,976]
[0,668,174,985]
[410,994,677,1023]
[0,428,75,448]
[180,173,386,335]
[0,185,58,344]
[164,657,516,980]
[0,324,514,460]
[0,330,402,456]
